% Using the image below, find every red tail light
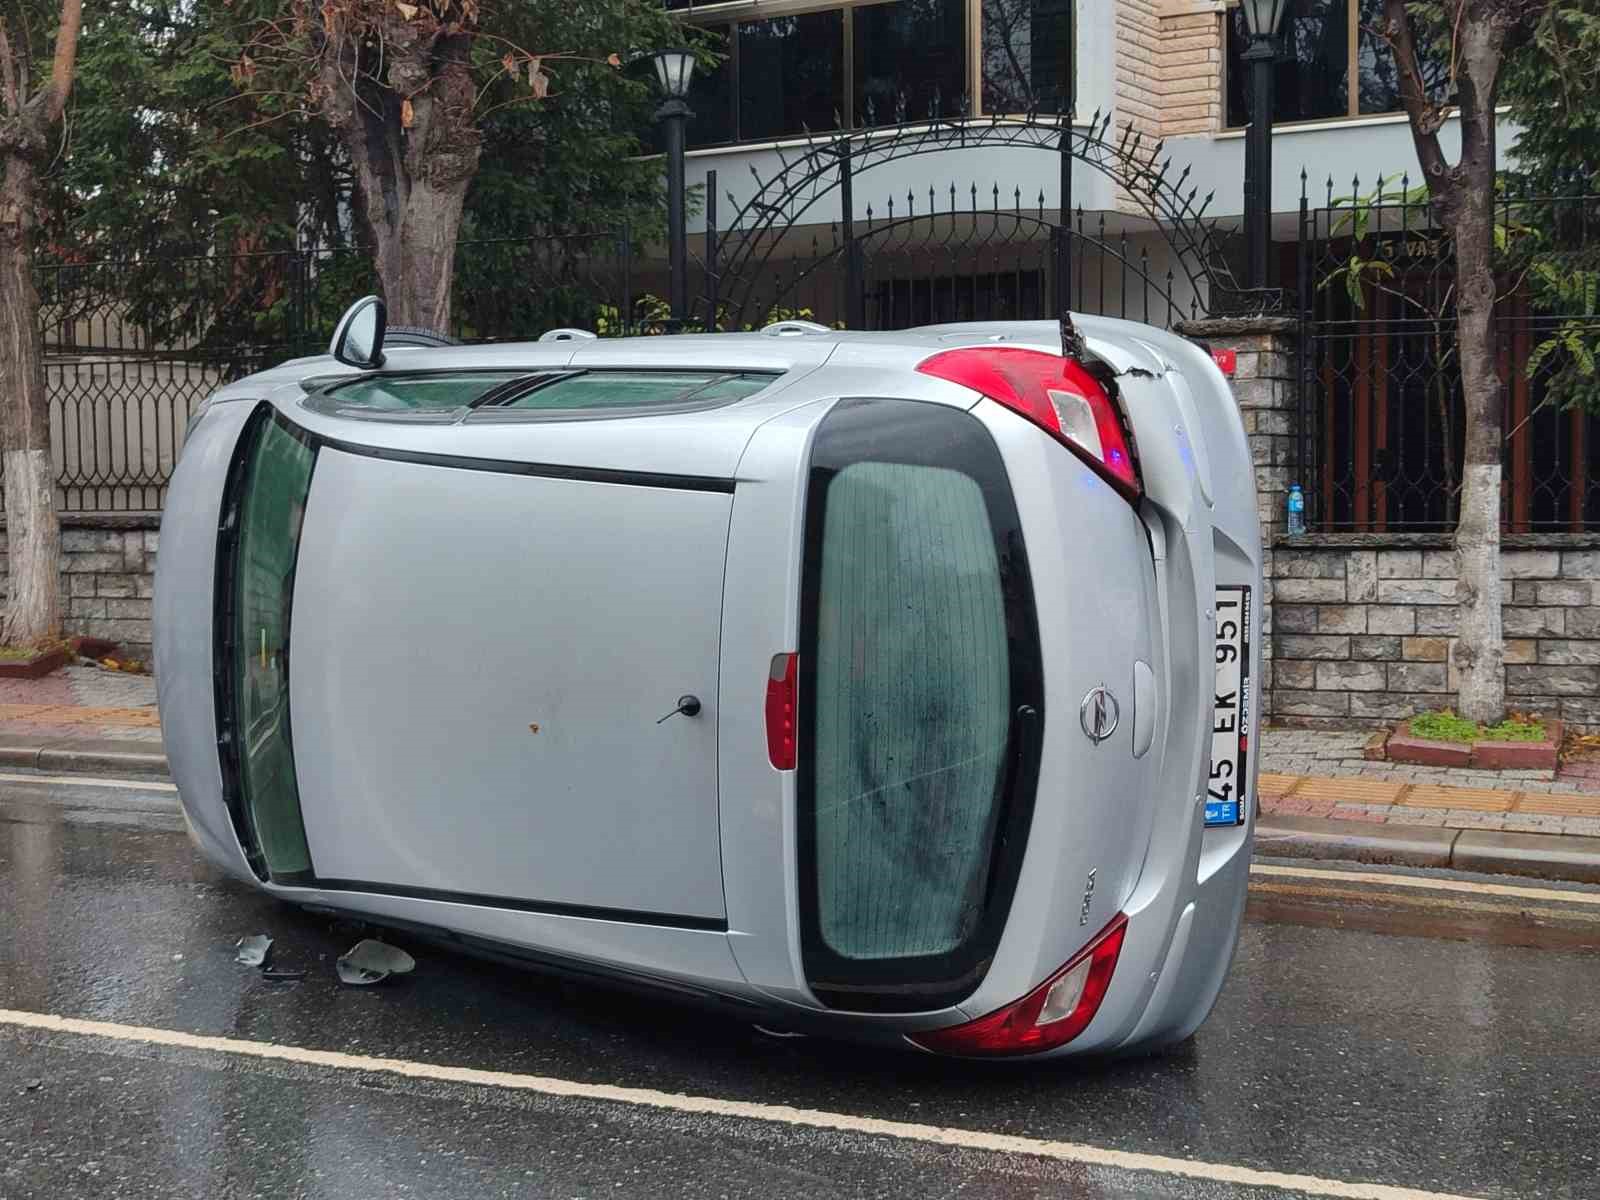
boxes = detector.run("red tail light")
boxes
[765,653,797,770]
[907,913,1128,1056]
[916,347,1140,500]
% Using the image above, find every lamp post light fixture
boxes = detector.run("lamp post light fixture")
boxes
[1240,0,1288,292]
[650,48,697,327]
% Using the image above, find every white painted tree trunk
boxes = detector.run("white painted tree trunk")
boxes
[1,451,59,646]
[1454,462,1504,723]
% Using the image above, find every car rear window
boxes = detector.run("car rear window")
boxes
[798,398,1044,1013]
[813,460,1010,958]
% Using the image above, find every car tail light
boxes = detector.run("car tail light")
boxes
[766,653,797,770]
[916,347,1140,500]
[907,913,1128,1056]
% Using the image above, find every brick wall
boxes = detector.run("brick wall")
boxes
[1115,0,1225,151]
[0,515,158,657]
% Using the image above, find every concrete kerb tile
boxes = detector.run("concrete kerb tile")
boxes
[1253,813,1457,867]
[34,736,169,778]
[1450,830,1600,884]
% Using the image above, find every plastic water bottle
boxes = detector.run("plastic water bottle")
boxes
[1286,484,1306,536]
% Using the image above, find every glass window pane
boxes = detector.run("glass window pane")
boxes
[737,10,844,142]
[982,0,1073,116]
[328,371,528,411]
[812,460,1012,960]
[855,0,967,127]
[234,418,316,877]
[1356,0,1451,114]
[1225,0,1349,128]
[683,27,735,149]
[502,370,777,410]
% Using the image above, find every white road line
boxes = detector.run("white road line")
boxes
[0,1007,1481,1200]
[1251,863,1600,906]
[0,771,176,792]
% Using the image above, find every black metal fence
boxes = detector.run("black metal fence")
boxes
[689,179,1214,333]
[1297,174,1600,532]
[31,233,642,512]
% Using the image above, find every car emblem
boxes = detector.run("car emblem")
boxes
[1079,685,1120,745]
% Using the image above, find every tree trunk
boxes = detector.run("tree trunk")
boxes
[319,23,480,332]
[1445,14,1513,726]
[1381,0,1523,724]
[1451,209,1504,723]
[0,153,62,647]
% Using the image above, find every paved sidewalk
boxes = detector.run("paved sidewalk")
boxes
[1259,726,1600,794]
[0,664,161,744]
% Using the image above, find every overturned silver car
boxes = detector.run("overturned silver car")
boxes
[156,304,1261,1057]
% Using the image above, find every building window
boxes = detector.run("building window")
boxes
[737,10,846,142]
[1224,0,1450,128]
[674,0,1067,149]
[855,0,967,126]
[981,0,1072,115]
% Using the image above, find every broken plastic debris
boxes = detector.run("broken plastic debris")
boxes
[261,967,307,982]
[336,938,416,986]
[234,934,273,968]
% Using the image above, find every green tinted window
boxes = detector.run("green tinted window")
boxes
[502,371,776,410]
[328,371,528,411]
[233,418,315,876]
[812,460,1011,960]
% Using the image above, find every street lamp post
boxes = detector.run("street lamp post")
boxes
[650,48,697,327]
[1240,0,1288,292]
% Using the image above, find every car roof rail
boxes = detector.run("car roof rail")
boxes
[538,328,598,342]
[760,320,831,337]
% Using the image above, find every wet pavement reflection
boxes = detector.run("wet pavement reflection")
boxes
[3,798,1596,1199]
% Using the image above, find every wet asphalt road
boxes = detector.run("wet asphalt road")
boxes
[2,773,1598,1200]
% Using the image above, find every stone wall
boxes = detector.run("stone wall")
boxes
[1182,316,1600,733]
[1271,536,1600,730]
[0,515,158,658]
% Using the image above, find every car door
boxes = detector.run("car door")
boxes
[286,446,730,923]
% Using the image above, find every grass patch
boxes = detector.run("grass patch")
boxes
[0,638,76,663]
[1409,709,1546,744]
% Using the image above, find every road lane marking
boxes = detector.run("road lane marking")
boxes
[0,1006,1482,1200]
[1251,863,1600,907]
[0,771,176,792]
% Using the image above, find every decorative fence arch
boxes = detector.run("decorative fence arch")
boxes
[701,109,1258,332]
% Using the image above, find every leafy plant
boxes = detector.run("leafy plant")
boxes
[1409,709,1547,743]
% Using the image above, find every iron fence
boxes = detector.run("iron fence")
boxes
[28,232,642,513]
[1297,174,1600,532]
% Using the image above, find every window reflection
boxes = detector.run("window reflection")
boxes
[1356,0,1451,114]
[1226,0,1349,127]
[739,10,845,142]
[856,0,967,125]
[982,0,1073,115]
[1226,0,1450,127]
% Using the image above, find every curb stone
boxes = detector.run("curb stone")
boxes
[0,736,169,779]
[1256,814,1600,885]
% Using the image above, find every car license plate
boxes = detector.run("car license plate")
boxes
[1206,586,1252,827]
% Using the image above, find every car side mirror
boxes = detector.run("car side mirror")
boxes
[331,296,387,369]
